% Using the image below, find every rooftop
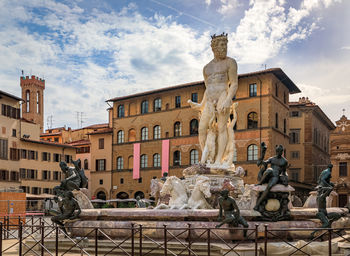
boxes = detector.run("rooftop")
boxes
[21,138,76,148]
[107,68,301,102]
[87,127,113,135]
[0,90,23,102]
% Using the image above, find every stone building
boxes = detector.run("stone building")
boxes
[288,97,335,200]
[330,114,350,207]
[107,68,300,199]
[0,77,76,197]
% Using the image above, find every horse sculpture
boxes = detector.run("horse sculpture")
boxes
[184,175,212,209]
[155,176,188,209]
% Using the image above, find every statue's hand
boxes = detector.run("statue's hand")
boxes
[187,100,201,110]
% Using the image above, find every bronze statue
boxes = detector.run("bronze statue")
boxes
[160,172,168,182]
[136,196,147,208]
[216,190,248,237]
[50,191,81,234]
[254,144,288,211]
[311,164,341,236]
[53,159,88,196]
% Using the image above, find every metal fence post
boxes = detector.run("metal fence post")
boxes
[207,228,210,256]
[95,228,98,256]
[264,224,268,256]
[188,223,191,256]
[139,224,143,256]
[255,224,259,256]
[164,225,167,256]
[131,224,135,256]
[41,223,45,256]
[55,226,59,256]
[0,222,3,256]
[31,215,34,234]
[18,221,22,256]
[329,229,332,256]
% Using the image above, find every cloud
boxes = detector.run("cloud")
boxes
[217,0,240,15]
[0,0,343,128]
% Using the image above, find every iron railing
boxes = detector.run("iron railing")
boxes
[1,217,349,256]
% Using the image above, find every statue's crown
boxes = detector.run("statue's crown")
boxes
[211,32,228,40]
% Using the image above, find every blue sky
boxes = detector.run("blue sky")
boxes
[0,0,349,129]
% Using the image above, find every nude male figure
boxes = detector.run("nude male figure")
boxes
[188,33,238,165]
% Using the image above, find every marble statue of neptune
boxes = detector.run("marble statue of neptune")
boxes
[188,33,238,167]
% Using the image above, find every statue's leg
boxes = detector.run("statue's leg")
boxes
[215,110,229,164]
[198,104,213,152]
[238,216,249,237]
[67,181,80,191]
[216,216,235,228]
[256,169,272,185]
[254,176,278,211]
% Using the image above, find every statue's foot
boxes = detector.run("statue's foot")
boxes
[215,225,220,228]
[253,206,259,211]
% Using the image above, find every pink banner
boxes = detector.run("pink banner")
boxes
[133,143,140,179]
[161,139,170,175]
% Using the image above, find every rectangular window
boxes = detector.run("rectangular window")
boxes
[175,96,181,108]
[28,150,35,160]
[20,168,26,179]
[10,148,20,161]
[290,111,300,117]
[291,151,300,159]
[191,93,198,103]
[0,139,8,159]
[96,159,106,171]
[21,149,27,159]
[289,129,300,144]
[99,179,103,185]
[249,83,257,97]
[53,153,61,162]
[42,152,51,161]
[120,178,124,184]
[340,162,348,177]
[42,170,50,180]
[99,138,104,149]
[289,169,300,182]
[65,155,71,163]
[0,170,9,181]
[10,171,19,181]
[53,171,59,181]
[12,129,16,137]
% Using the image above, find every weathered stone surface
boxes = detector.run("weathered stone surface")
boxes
[73,190,94,209]
[252,184,295,193]
[303,190,337,208]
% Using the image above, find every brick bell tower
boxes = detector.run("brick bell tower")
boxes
[20,75,45,132]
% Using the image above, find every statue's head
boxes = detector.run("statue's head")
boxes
[211,33,228,60]
[328,164,333,170]
[163,172,168,178]
[136,196,141,200]
[220,189,229,199]
[59,161,68,172]
[275,144,284,156]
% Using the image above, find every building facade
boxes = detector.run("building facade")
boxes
[288,97,335,200]
[108,68,301,199]
[0,76,76,196]
[330,115,350,207]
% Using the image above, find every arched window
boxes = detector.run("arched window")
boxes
[140,154,148,168]
[117,192,129,199]
[141,100,148,114]
[141,127,148,141]
[117,130,124,144]
[128,129,136,142]
[84,159,88,169]
[154,98,161,112]
[153,125,161,139]
[247,144,258,161]
[190,119,198,135]
[26,90,30,112]
[96,191,106,200]
[117,157,123,170]
[247,112,258,129]
[153,153,160,167]
[190,149,199,165]
[174,122,181,137]
[173,151,181,166]
[275,113,278,129]
[36,91,40,113]
[118,105,125,118]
